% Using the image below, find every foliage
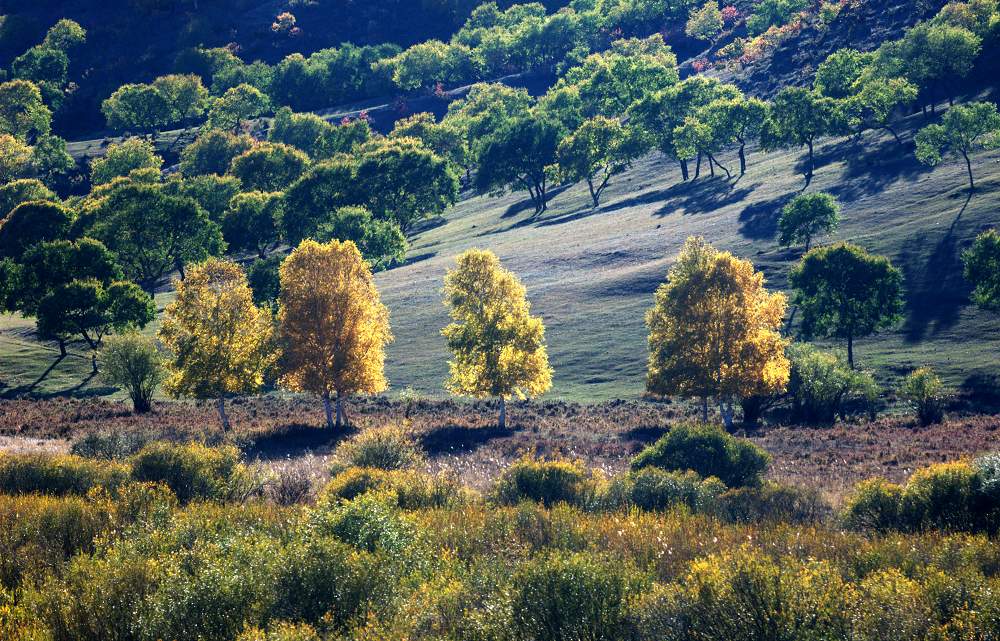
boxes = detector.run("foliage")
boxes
[323,467,467,509]
[761,87,835,184]
[746,0,808,35]
[280,158,358,245]
[313,206,407,271]
[628,467,726,513]
[963,228,1000,309]
[228,142,309,192]
[247,255,282,311]
[268,107,331,157]
[475,117,562,215]
[686,0,724,42]
[631,422,770,488]
[0,134,34,183]
[179,129,255,176]
[334,426,425,471]
[786,343,875,423]
[222,191,283,258]
[790,242,904,367]
[90,138,162,186]
[0,80,51,141]
[492,456,591,507]
[99,331,164,413]
[0,179,56,218]
[0,200,73,261]
[206,83,271,131]
[129,442,244,504]
[915,100,1000,190]
[777,192,840,251]
[557,116,644,207]
[0,453,128,496]
[900,367,947,425]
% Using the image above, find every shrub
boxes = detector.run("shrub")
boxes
[0,453,128,496]
[492,457,590,507]
[311,491,415,556]
[323,467,469,509]
[70,429,155,460]
[335,425,425,471]
[843,478,904,532]
[852,569,932,641]
[129,442,244,504]
[99,331,164,413]
[630,423,770,488]
[720,481,831,524]
[787,343,869,423]
[238,622,321,641]
[627,467,725,513]
[900,367,946,426]
[900,462,983,532]
[511,552,646,641]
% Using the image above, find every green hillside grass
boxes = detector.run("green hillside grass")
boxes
[3,109,1000,402]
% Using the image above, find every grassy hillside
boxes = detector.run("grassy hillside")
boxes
[4,105,1000,403]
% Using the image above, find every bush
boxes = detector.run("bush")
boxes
[852,569,932,641]
[720,482,831,524]
[842,478,904,532]
[630,423,770,488]
[492,457,591,507]
[99,331,164,414]
[627,467,725,513]
[323,467,469,509]
[70,430,155,460]
[0,453,128,496]
[129,442,244,504]
[335,425,425,471]
[900,462,983,532]
[311,491,415,556]
[512,552,646,641]
[238,622,321,641]
[787,343,875,423]
[900,367,946,426]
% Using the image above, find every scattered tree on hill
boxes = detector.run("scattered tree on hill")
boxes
[0,179,56,218]
[0,80,51,141]
[102,84,173,132]
[0,200,74,261]
[163,174,242,223]
[762,87,836,186]
[88,183,224,292]
[962,228,1000,310]
[673,115,731,179]
[390,112,469,175]
[443,82,533,157]
[313,206,407,270]
[815,49,874,100]
[159,258,277,431]
[228,142,309,192]
[281,158,359,245]
[790,242,904,368]
[222,191,283,259]
[557,116,644,208]
[278,239,393,429]
[646,237,789,429]
[31,134,75,185]
[100,331,164,414]
[381,40,475,91]
[0,134,34,183]
[702,96,768,176]
[915,101,1000,191]
[42,19,87,52]
[442,249,552,429]
[247,255,282,311]
[476,118,562,215]
[686,0,724,43]
[179,130,254,176]
[90,138,163,186]
[268,107,332,157]
[314,118,372,158]
[836,78,918,144]
[205,84,271,131]
[778,192,840,251]
[152,74,209,124]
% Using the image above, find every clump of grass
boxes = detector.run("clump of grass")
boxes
[334,425,426,471]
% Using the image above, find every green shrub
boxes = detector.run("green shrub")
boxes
[70,430,155,460]
[335,425,426,471]
[492,456,590,507]
[900,462,983,532]
[851,568,932,641]
[512,552,646,641]
[238,622,321,641]
[900,367,946,426]
[323,467,470,509]
[129,442,244,504]
[630,423,770,488]
[0,453,128,496]
[843,478,904,532]
[311,491,415,556]
[787,343,870,423]
[628,467,725,513]
[720,482,831,524]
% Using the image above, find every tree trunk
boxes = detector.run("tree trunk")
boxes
[58,339,66,357]
[694,153,702,179]
[323,391,334,429]
[175,259,186,281]
[804,235,811,252]
[719,398,735,432]
[216,398,230,432]
[91,352,98,373]
[679,159,689,181]
[738,143,747,176]
[498,396,507,430]
[701,396,708,423]
[964,152,975,192]
[133,393,151,414]
[883,125,903,146]
[847,332,855,369]
[710,154,731,180]
[805,139,815,186]
[335,392,347,428]
[587,178,600,208]
[708,155,715,177]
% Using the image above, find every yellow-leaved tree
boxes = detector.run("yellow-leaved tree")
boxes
[442,248,552,428]
[277,239,393,429]
[646,236,789,430]
[158,257,276,431]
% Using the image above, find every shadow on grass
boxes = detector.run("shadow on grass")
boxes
[738,192,796,241]
[619,425,668,444]
[824,135,934,203]
[419,423,514,456]
[502,184,573,220]
[961,374,1000,412]
[0,354,115,400]
[246,422,355,460]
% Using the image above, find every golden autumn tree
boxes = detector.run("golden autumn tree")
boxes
[158,258,276,431]
[646,237,789,430]
[277,239,393,429]
[442,249,552,428]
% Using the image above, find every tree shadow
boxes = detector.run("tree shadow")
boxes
[961,373,1000,412]
[825,135,935,203]
[419,423,514,456]
[653,178,756,218]
[619,425,668,445]
[737,192,796,241]
[245,423,355,460]
[502,184,573,220]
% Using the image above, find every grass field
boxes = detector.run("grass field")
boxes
[3,108,1000,402]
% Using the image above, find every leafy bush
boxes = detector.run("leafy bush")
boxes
[0,453,128,496]
[323,467,469,509]
[900,367,946,425]
[842,478,904,532]
[512,552,646,641]
[335,425,426,471]
[311,491,415,555]
[238,622,321,641]
[70,429,155,460]
[99,331,164,414]
[627,467,726,513]
[852,569,932,641]
[719,482,831,524]
[630,423,770,488]
[492,456,590,507]
[746,0,808,35]
[787,343,872,423]
[129,442,244,504]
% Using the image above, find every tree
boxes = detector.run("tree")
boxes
[836,78,918,144]
[381,40,474,90]
[152,74,209,123]
[314,118,373,158]
[0,200,73,261]
[882,22,982,109]
[778,192,840,251]
[790,242,904,368]
[354,136,459,232]
[915,101,1000,191]
[268,107,332,157]
[476,117,562,215]
[179,130,255,176]
[673,115,731,179]
[0,80,51,141]
[90,138,163,185]
[222,191,283,259]
[702,96,768,176]
[31,134,75,185]
[444,83,533,156]
[442,249,552,428]
[101,84,173,132]
[206,84,271,131]
[88,183,224,293]
[962,228,1000,310]
[278,239,393,428]
[37,279,155,372]
[646,237,789,429]
[815,49,875,100]
[100,331,164,414]
[164,174,242,223]
[746,0,808,35]
[762,87,836,185]
[313,206,407,270]
[686,0,724,42]
[228,142,309,192]
[281,158,359,245]
[390,112,469,174]
[0,179,56,218]
[0,134,34,183]
[158,258,277,431]
[42,19,87,52]
[557,116,644,207]
[247,255,282,311]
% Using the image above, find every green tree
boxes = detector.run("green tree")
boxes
[206,84,271,131]
[790,242,904,368]
[179,129,255,177]
[686,0,724,42]
[381,40,475,90]
[90,138,163,186]
[281,158,359,245]
[962,228,1000,309]
[476,117,562,215]
[761,87,836,185]
[778,192,840,251]
[222,191,283,258]
[0,134,34,183]
[390,112,469,174]
[443,82,533,158]
[152,74,209,123]
[42,19,86,52]
[815,49,875,99]
[915,101,1000,191]
[0,179,56,217]
[163,174,242,223]
[314,118,372,158]
[0,200,74,261]
[836,78,918,144]
[746,0,808,35]
[268,107,332,157]
[878,22,982,109]
[0,80,51,141]
[228,142,309,192]
[101,84,172,132]
[313,206,407,270]
[558,116,644,207]
[100,331,164,414]
[31,134,75,185]
[702,96,769,176]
